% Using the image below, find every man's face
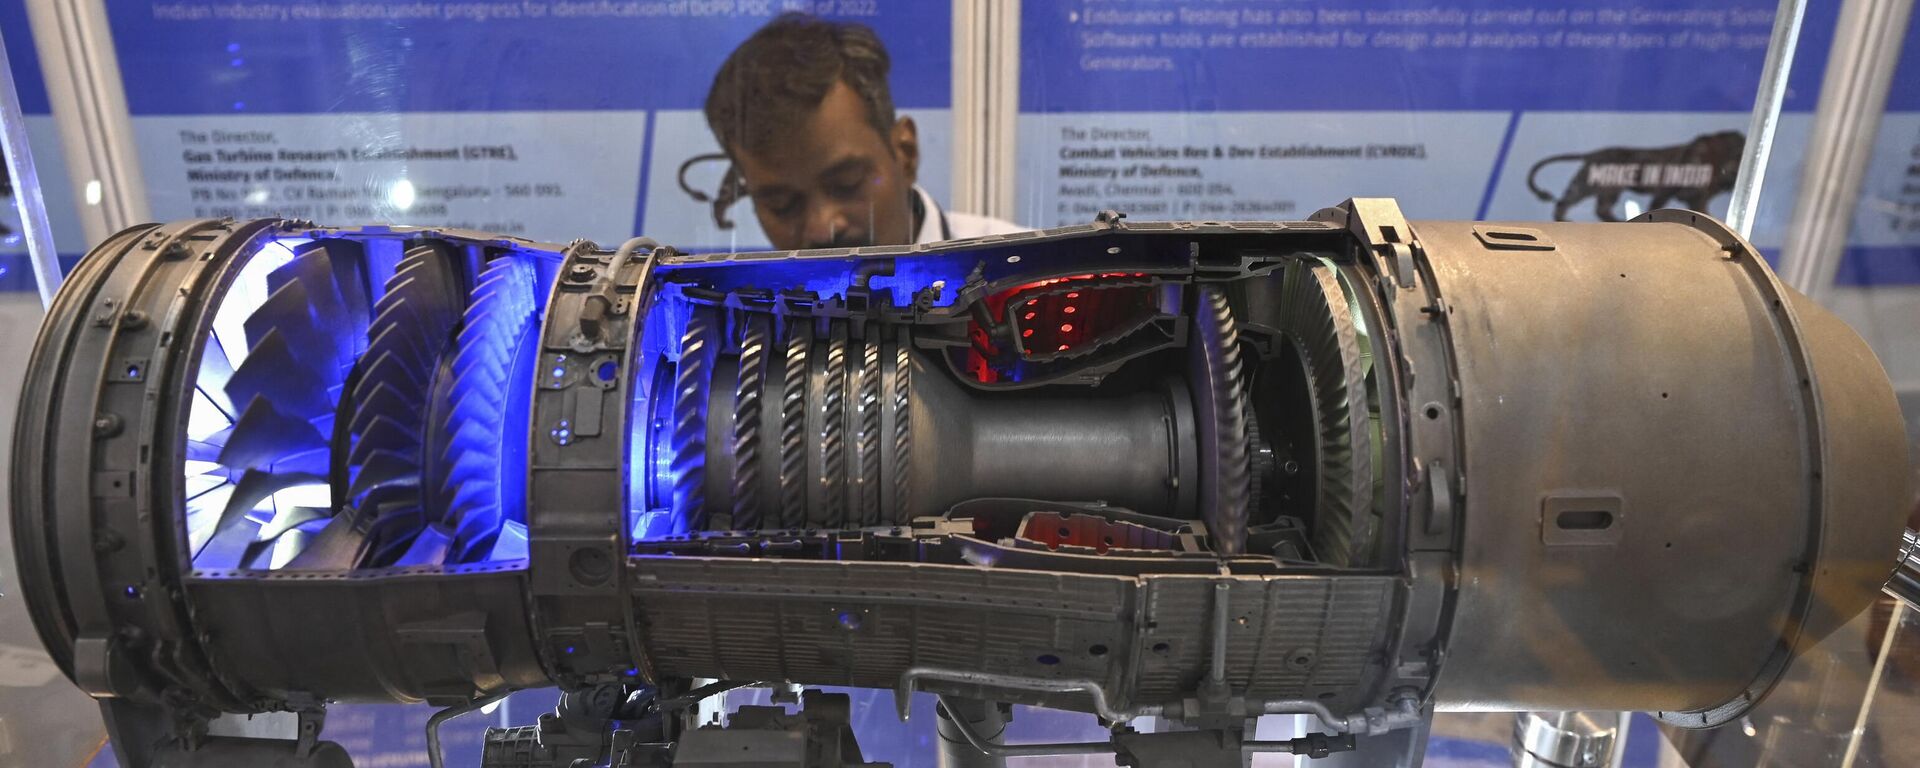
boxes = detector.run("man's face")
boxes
[731,81,920,251]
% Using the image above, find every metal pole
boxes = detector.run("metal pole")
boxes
[1512,711,1618,768]
[1839,600,1903,768]
[1776,0,1916,298]
[987,0,1019,224]
[0,23,64,306]
[1723,0,1807,239]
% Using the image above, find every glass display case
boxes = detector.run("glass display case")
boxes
[1,1,1916,767]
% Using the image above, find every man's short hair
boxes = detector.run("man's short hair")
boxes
[705,13,897,158]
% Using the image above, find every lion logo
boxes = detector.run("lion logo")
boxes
[1526,130,1744,221]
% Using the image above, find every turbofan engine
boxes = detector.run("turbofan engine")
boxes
[10,200,1912,767]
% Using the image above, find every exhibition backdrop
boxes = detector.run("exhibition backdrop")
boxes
[0,0,1910,765]
[1011,0,1890,276]
[5,1,1920,280]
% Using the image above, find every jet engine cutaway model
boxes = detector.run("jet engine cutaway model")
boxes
[10,199,1914,767]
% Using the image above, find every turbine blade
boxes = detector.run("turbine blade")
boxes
[257,505,330,542]
[216,396,327,471]
[222,329,333,416]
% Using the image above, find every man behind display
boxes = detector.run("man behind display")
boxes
[705,13,1021,250]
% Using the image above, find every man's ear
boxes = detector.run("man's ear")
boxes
[892,116,920,183]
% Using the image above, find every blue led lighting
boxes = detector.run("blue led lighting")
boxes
[186,237,338,570]
[437,251,550,564]
[184,234,553,571]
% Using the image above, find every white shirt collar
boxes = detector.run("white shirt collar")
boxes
[912,185,948,245]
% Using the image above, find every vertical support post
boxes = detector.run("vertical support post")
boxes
[0,21,62,306]
[23,0,150,246]
[1723,0,1807,239]
[951,0,984,221]
[1776,0,1916,299]
[985,0,1020,224]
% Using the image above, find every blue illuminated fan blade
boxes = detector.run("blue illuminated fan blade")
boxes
[443,421,496,487]
[349,382,424,439]
[365,502,426,564]
[255,505,329,544]
[197,331,238,416]
[363,309,437,377]
[445,389,504,437]
[216,396,327,471]
[487,521,529,561]
[267,244,363,345]
[394,524,453,566]
[193,240,373,569]
[186,439,225,464]
[348,411,425,464]
[355,355,429,412]
[437,255,542,564]
[343,244,465,567]
[283,514,367,570]
[346,446,419,501]
[240,280,354,377]
[197,508,268,569]
[221,330,334,416]
[305,240,372,329]
[213,468,325,548]
[386,273,461,332]
[184,472,226,500]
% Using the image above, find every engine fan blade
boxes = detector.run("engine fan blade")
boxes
[211,467,326,549]
[192,240,376,570]
[240,280,352,379]
[222,329,335,417]
[436,255,542,564]
[282,514,369,570]
[267,243,365,348]
[341,243,466,568]
[216,395,327,471]
[346,446,420,501]
[394,524,453,567]
[197,330,238,416]
[256,504,330,542]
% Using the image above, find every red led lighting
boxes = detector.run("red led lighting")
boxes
[969,273,1159,380]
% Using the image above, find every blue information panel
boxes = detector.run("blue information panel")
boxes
[100,0,954,251]
[1842,20,1920,286]
[1012,0,1894,275]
